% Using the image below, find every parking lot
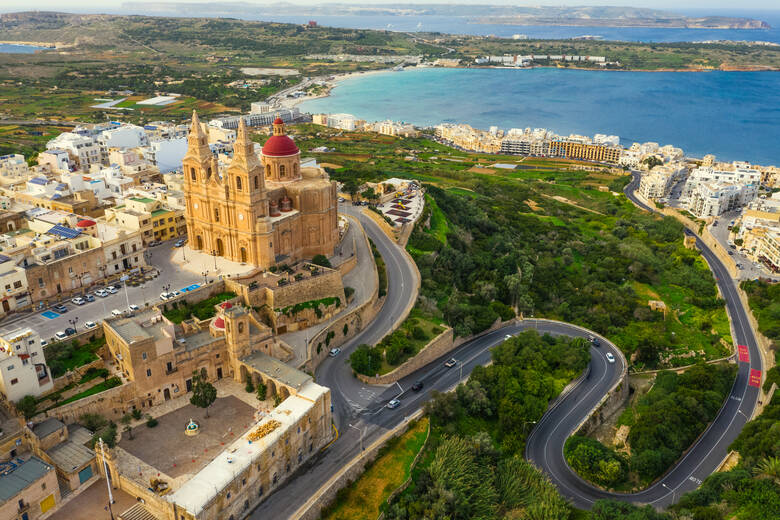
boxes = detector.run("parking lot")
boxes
[0,240,203,342]
[710,211,779,281]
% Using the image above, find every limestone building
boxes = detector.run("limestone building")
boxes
[183,112,338,268]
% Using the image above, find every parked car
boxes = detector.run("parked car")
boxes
[411,381,424,392]
[52,304,68,313]
[111,309,122,317]
[328,348,341,357]
[95,289,109,298]
[40,339,48,347]
[107,286,119,294]
[84,321,97,330]
[444,358,457,368]
[174,239,187,248]
[71,296,85,306]
[386,399,401,409]
[605,352,616,364]
[148,240,161,247]
[160,292,176,301]
[54,331,67,341]
[64,327,77,336]
[84,294,95,302]
[128,304,140,312]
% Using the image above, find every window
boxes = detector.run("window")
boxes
[38,277,44,288]
[168,217,173,222]
[254,176,259,189]
[146,369,151,377]
[190,167,196,181]
[226,492,231,500]
[10,378,18,385]
[42,482,46,490]
[4,284,9,290]
[279,165,285,177]
[142,352,147,360]
[236,177,242,191]
[214,208,220,222]
[7,364,13,370]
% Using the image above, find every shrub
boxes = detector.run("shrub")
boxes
[15,395,37,419]
[411,326,428,341]
[146,415,159,428]
[312,254,332,268]
[131,408,143,420]
[256,382,267,401]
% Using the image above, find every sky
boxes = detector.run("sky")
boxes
[1,1,778,10]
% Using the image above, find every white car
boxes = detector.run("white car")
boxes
[160,292,176,301]
[128,304,140,312]
[71,296,85,305]
[84,321,98,330]
[95,289,109,298]
[107,286,119,294]
[111,309,123,317]
[54,331,67,341]
[328,348,341,357]
[387,399,401,409]
[605,352,616,364]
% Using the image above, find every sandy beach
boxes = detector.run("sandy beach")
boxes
[278,68,398,109]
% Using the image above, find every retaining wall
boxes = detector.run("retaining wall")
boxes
[357,327,453,385]
[33,381,138,425]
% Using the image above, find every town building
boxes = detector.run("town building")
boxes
[0,456,60,520]
[45,133,102,172]
[687,182,758,218]
[0,328,52,402]
[637,164,687,200]
[184,113,338,268]
[548,140,621,164]
[0,255,30,317]
[104,196,184,245]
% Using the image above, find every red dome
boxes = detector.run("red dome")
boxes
[220,302,232,309]
[273,117,284,125]
[262,135,299,157]
[213,316,225,329]
[76,219,96,228]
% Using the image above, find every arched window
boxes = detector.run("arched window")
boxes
[214,208,220,222]
[265,164,271,177]
[236,177,242,191]
[216,238,224,256]
[190,167,196,181]
[254,176,259,189]
[196,235,203,250]
[240,247,247,263]
[238,322,244,333]
[294,163,299,176]
[206,167,212,179]
[279,165,285,177]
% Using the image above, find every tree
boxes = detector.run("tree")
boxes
[312,254,332,268]
[121,414,134,440]
[642,155,663,169]
[15,395,37,419]
[754,456,780,485]
[361,187,377,204]
[256,382,267,401]
[190,371,217,418]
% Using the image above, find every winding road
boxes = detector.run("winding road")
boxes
[250,176,763,518]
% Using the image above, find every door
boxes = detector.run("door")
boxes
[185,378,192,392]
[78,465,93,484]
[217,367,223,379]
[39,494,55,514]
[163,388,171,400]
[1,300,8,312]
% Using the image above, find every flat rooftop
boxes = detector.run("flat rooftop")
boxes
[0,456,54,503]
[241,351,311,390]
[167,380,327,516]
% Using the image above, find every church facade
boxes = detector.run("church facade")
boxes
[182,112,338,268]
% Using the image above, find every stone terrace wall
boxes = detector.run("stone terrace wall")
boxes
[357,328,453,385]
[33,381,138,425]
[270,268,345,311]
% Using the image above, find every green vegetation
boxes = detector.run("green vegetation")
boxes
[162,291,236,324]
[385,331,588,518]
[80,413,117,448]
[741,279,780,346]
[311,254,332,268]
[321,418,429,520]
[190,371,217,417]
[369,238,388,298]
[569,363,736,490]
[277,296,340,319]
[44,336,105,378]
[350,308,445,375]
[54,377,122,408]
[15,395,38,419]
[78,366,109,384]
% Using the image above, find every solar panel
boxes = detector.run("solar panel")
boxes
[47,225,81,240]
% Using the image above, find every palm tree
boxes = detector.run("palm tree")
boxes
[754,456,780,484]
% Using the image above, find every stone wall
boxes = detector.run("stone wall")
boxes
[50,357,105,392]
[292,410,424,520]
[34,381,138,425]
[357,328,453,385]
[271,268,345,310]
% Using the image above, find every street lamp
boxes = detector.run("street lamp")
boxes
[737,409,749,420]
[522,420,537,436]
[202,270,209,286]
[661,482,676,503]
[211,250,218,270]
[68,317,79,331]
[348,423,366,451]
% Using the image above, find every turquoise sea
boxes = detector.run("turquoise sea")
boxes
[0,43,48,53]
[299,67,780,165]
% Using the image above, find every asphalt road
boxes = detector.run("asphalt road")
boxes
[252,175,762,517]
[521,173,759,509]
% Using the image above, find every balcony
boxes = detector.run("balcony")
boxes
[165,366,178,375]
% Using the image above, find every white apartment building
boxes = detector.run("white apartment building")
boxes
[0,328,53,402]
[594,134,620,146]
[142,137,188,173]
[97,124,149,151]
[326,113,358,131]
[46,133,103,172]
[0,154,29,178]
[37,149,71,174]
[638,164,686,200]
[682,164,762,199]
[619,149,641,168]
[687,181,758,218]
[0,255,29,317]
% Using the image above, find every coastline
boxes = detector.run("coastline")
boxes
[280,68,396,109]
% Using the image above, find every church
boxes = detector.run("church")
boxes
[182,111,339,268]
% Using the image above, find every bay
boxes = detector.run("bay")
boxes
[298,67,780,165]
[0,43,48,54]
